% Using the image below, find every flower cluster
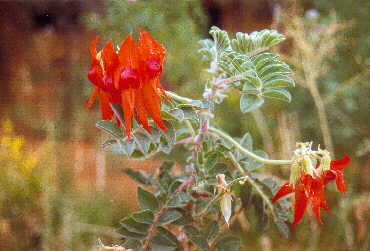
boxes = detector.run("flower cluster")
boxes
[86,29,168,139]
[273,142,350,226]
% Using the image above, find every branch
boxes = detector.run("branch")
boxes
[227,152,275,217]
[208,126,292,165]
[165,91,193,103]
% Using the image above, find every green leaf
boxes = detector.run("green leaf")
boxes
[132,132,151,154]
[167,192,192,208]
[131,210,154,224]
[184,226,209,251]
[273,213,290,238]
[253,196,269,231]
[137,187,159,212]
[205,151,219,168]
[252,53,278,70]
[243,150,268,171]
[162,108,185,121]
[258,62,292,77]
[182,107,198,120]
[230,29,284,56]
[110,103,124,124]
[168,179,183,194]
[162,121,176,147]
[214,236,241,251]
[118,226,146,240]
[158,209,183,226]
[151,227,179,251]
[263,88,292,102]
[159,161,175,191]
[240,183,253,209]
[263,75,295,88]
[96,120,123,138]
[209,163,228,176]
[171,208,193,225]
[240,132,253,150]
[122,168,152,185]
[122,239,142,250]
[120,216,150,234]
[240,94,264,113]
[209,26,230,52]
[203,220,219,241]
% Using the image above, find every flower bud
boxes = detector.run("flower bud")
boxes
[318,150,331,173]
[302,155,314,176]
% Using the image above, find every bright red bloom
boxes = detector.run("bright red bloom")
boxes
[273,155,350,226]
[86,36,120,120]
[323,155,350,193]
[273,174,328,226]
[86,29,169,139]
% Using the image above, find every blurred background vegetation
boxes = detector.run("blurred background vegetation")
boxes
[0,0,368,250]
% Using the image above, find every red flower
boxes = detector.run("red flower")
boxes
[273,174,328,226]
[86,29,169,139]
[323,155,350,193]
[273,155,350,226]
[86,37,120,120]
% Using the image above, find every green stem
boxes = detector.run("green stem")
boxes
[209,126,292,165]
[194,176,250,217]
[185,120,196,137]
[166,90,193,103]
[227,152,275,217]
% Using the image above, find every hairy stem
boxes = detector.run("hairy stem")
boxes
[166,90,193,103]
[209,126,292,165]
[227,152,275,217]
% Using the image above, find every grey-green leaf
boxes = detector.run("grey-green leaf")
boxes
[240,94,264,113]
[137,187,159,212]
[214,236,241,251]
[263,88,292,102]
[120,216,150,234]
[263,75,295,88]
[122,168,152,185]
[158,209,183,226]
[209,26,230,52]
[167,192,192,208]
[203,220,219,241]
[118,226,146,240]
[131,210,154,224]
[96,120,123,138]
[151,227,179,251]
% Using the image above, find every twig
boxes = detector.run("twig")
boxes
[227,152,275,218]
[142,174,195,251]
[208,126,292,165]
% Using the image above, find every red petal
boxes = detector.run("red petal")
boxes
[85,86,99,108]
[330,155,350,171]
[323,170,336,185]
[135,89,151,132]
[102,40,118,68]
[292,183,308,226]
[272,182,294,203]
[310,178,326,224]
[138,29,166,59]
[99,91,113,120]
[335,171,347,193]
[141,79,167,131]
[119,34,139,69]
[89,36,100,58]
